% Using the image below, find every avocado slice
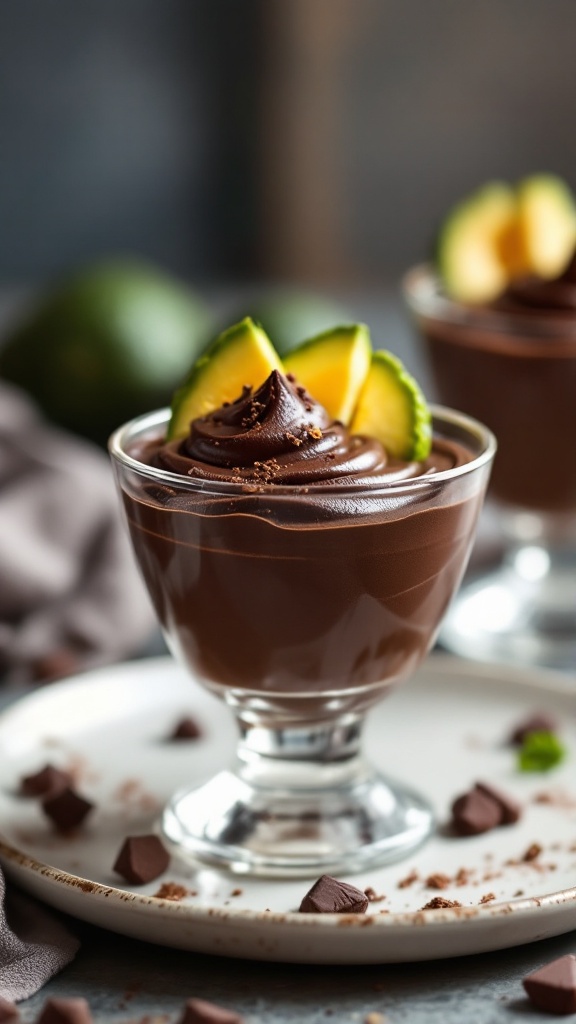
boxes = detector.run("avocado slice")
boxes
[283,323,372,424]
[350,350,432,461]
[516,174,576,279]
[167,317,282,440]
[438,182,516,302]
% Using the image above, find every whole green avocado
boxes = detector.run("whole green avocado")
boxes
[0,260,214,446]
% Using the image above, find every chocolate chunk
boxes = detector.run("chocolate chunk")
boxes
[451,788,502,835]
[0,998,18,1021]
[523,955,576,1014]
[178,998,244,1024]
[475,781,522,824]
[21,764,72,797]
[510,712,557,745]
[113,834,170,884]
[35,998,92,1024]
[299,874,369,914]
[42,787,93,832]
[170,716,203,740]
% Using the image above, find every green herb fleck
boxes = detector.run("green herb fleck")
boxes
[518,730,566,772]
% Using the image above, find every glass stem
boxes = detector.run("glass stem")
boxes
[233,715,369,791]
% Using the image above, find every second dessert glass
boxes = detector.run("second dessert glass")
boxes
[110,406,494,877]
[405,266,576,672]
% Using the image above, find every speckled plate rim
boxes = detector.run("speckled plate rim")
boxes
[0,654,575,960]
[1,833,576,927]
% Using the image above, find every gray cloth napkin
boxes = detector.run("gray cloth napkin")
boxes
[0,867,79,1001]
[0,382,156,682]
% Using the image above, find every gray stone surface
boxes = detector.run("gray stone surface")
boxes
[14,920,576,1022]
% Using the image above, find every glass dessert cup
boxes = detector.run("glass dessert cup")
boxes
[110,407,494,877]
[404,265,576,672]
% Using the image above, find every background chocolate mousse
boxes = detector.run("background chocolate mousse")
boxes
[407,260,576,514]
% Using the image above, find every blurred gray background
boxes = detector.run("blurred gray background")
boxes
[1,0,575,287]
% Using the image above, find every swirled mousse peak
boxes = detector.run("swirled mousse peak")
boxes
[154,370,394,486]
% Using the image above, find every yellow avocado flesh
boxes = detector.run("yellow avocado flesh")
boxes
[167,317,282,439]
[516,175,576,279]
[439,175,576,303]
[439,182,517,303]
[283,324,372,424]
[350,350,432,461]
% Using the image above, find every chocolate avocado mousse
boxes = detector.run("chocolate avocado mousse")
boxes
[405,176,576,515]
[119,370,486,717]
[408,256,576,513]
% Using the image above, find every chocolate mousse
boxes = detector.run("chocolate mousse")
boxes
[119,371,486,718]
[407,257,576,513]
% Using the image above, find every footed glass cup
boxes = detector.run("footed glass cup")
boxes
[405,266,576,673]
[110,407,494,877]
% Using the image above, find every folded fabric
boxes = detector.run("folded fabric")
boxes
[0,868,79,1001]
[0,383,156,683]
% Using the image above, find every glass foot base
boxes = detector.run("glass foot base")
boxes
[162,767,434,878]
[440,560,576,672]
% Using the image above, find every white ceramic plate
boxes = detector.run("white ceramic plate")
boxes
[0,655,575,964]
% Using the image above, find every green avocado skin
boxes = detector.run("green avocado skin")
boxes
[0,260,213,446]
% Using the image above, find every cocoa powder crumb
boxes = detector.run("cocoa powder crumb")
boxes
[421,897,462,910]
[231,888,243,897]
[364,887,386,903]
[523,843,542,862]
[479,892,496,904]
[425,873,452,890]
[153,883,190,901]
[285,432,302,447]
[455,867,475,886]
[397,869,419,889]
[533,789,576,810]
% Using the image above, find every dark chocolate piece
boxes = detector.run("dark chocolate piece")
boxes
[42,787,93,832]
[299,874,369,914]
[474,781,522,824]
[21,764,72,798]
[510,713,557,745]
[178,998,244,1024]
[113,834,170,884]
[451,789,502,836]
[0,998,18,1021]
[523,955,576,1015]
[170,716,203,740]
[35,998,92,1024]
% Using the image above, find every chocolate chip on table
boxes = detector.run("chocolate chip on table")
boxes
[170,716,203,740]
[113,834,170,884]
[474,781,522,824]
[299,874,369,913]
[0,997,18,1021]
[509,712,558,745]
[42,787,94,832]
[451,788,502,836]
[20,764,72,798]
[35,998,92,1024]
[523,954,576,1015]
[178,998,244,1024]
